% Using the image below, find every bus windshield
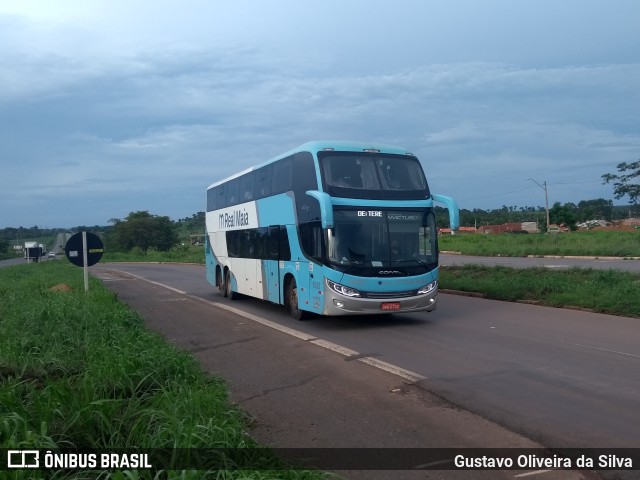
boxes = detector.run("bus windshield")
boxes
[319,152,429,200]
[327,209,438,275]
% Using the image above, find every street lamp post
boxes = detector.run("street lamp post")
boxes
[528,178,550,231]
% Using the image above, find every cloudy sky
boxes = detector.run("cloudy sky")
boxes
[1,1,639,228]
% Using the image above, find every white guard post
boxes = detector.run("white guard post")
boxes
[82,231,89,293]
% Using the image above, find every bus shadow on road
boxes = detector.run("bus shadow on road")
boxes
[219,294,438,331]
[305,313,436,331]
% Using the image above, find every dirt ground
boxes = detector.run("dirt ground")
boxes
[590,225,638,232]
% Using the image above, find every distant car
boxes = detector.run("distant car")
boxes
[48,252,56,258]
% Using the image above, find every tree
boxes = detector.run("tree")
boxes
[577,198,614,222]
[108,211,178,252]
[0,238,9,257]
[549,202,577,231]
[602,160,640,204]
[177,211,205,233]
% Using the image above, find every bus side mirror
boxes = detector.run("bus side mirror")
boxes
[431,194,460,232]
[306,190,334,229]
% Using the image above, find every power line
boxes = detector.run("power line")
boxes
[548,180,601,186]
[459,179,603,202]
[460,186,538,202]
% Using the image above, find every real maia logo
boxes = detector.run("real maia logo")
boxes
[219,208,250,229]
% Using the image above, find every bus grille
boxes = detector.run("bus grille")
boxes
[364,290,417,299]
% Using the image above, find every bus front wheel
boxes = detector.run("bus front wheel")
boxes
[286,278,310,320]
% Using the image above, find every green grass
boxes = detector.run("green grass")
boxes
[439,231,640,257]
[0,262,329,479]
[439,265,640,317]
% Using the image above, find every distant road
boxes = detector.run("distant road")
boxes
[0,257,25,269]
[50,232,68,254]
[0,233,70,269]
[0,256,61,269]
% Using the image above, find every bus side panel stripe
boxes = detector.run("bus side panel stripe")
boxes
[256,194,296,226]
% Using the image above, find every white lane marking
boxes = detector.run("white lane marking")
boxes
[105,269,187,295]
[357,357,426,383]
[568,342,640,359]
[514,470,553,478]
[309,340,425,381]
[98,269,425,383]
[310,339,359,357]
[208,302,316,342]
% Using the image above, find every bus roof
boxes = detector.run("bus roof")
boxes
[281,140,415,158]
[207,140,416,190]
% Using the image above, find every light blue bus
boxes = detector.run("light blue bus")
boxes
[205,141,459,319]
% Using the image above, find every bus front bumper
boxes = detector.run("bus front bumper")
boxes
[322,289,438,316]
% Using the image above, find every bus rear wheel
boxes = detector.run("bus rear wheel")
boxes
[225,269,238,300]
[286,278,310,320]
[218,269,226,297]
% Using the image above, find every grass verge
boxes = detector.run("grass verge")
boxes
[0,261,328,479]
[440,265,640,318]
[439,231,640,257]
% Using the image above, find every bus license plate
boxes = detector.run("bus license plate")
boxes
[381,302,401,311]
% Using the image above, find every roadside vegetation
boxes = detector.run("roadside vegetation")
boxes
[437,231,640,317]
[439,230,640,257]
[439,265,640,318]
[0,261,328,479]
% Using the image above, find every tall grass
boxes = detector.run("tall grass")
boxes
[0,262,328,479]
[439,231,640,257]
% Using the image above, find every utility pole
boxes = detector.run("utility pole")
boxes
[528,178,550,230]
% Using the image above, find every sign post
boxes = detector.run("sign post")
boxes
[64,232,104,292]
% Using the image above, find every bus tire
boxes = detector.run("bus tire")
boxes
[218,268,226,297]
[225,269,238,300]
[286,278,310,320]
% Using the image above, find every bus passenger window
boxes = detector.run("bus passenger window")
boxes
[272,156,293,194]
[255,166,272,198]
[241,173,254,201]
[207,186,219,211]
[279,226,291,261]
[217,185,226,209]
[227,179,240,206]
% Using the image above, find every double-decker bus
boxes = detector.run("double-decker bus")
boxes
[205,141,459,319]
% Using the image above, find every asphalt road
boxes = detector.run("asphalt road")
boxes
[0,257,27,268]
[91,262,639,479]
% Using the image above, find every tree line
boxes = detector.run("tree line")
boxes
[0,211,206,259]
[3,158,638,256]
[2,199,637,260]
[3,159,640,259]
[438,198,639,231]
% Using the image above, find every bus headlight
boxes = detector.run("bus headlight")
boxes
[417,280,437,295]
[327,279,361,298]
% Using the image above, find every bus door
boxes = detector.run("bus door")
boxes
[265,226,282,304]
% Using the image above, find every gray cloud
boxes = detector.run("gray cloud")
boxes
[1,1,639,227]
